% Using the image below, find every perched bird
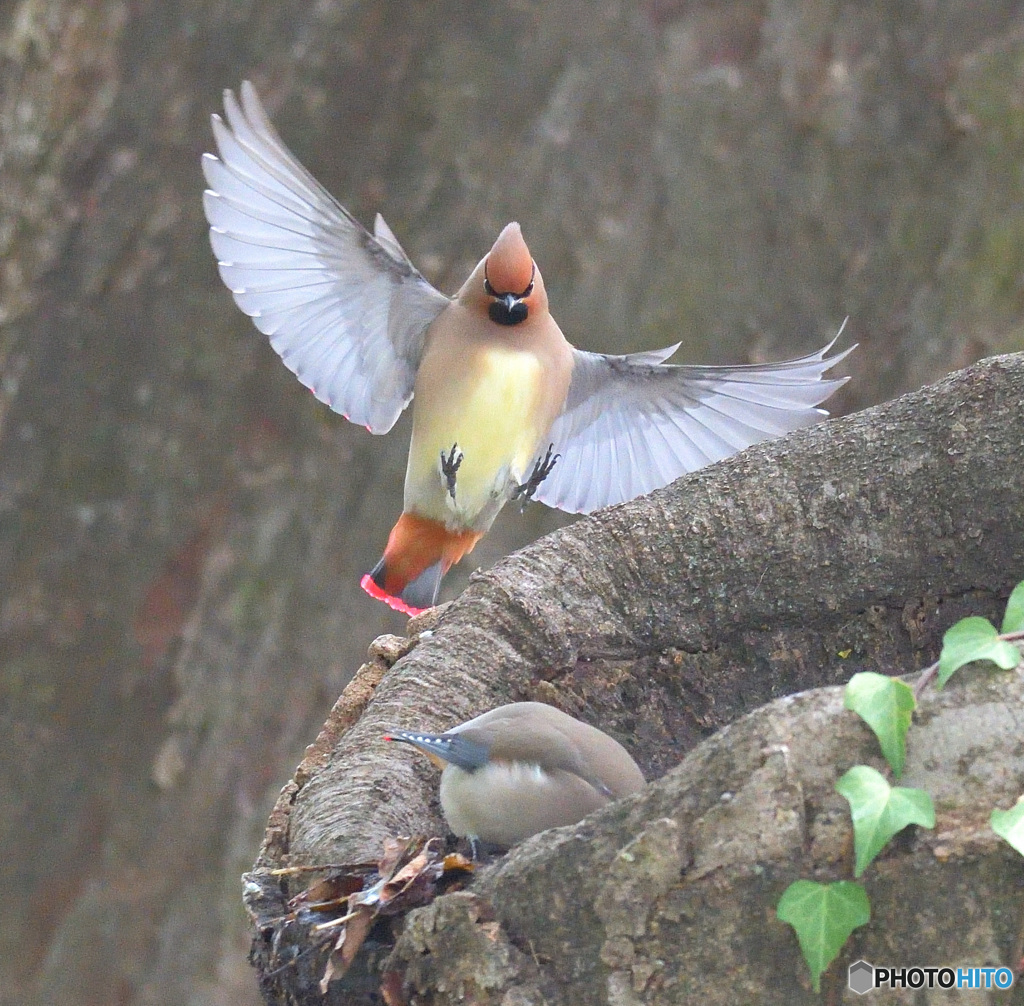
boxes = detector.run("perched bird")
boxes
[202,82,853,615]
[385,701,646,848]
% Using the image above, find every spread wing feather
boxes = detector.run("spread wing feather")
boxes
[534,325,853,513]
[202,82,450,433]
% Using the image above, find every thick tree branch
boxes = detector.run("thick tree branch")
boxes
[276,354,1024,872]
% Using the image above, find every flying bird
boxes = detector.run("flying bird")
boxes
[202,82,852,614]
[385,701,646,849]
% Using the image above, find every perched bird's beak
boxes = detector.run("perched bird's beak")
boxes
[384,730,490,772]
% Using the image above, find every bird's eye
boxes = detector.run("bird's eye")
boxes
[523,262,536,298]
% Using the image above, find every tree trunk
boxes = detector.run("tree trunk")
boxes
[6,1,1024,1002]
[247,353,1024,1004]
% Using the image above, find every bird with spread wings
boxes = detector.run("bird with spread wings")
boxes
[202,82,853,614]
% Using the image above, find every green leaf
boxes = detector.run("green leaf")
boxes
[991,797,1024,856]
[836,766,935,876]
[777,880,871,992]
[1002,581,1024,634]
[937,616,1020,688]
[844,673,916,778]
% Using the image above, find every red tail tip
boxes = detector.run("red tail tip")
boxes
[360,573,426,617]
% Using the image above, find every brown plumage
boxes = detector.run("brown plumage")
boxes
[203,82,854,615]
[385,702,646,847]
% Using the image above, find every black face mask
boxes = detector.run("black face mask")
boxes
[489,296,529,326]
[484,262,535,326]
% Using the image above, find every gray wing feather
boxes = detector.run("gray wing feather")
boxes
[534,324,853,513]
[202,82,450,433]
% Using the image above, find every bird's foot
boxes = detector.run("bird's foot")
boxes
[512,444,559,509]
[440,443,463,500]
[461,836,504,863]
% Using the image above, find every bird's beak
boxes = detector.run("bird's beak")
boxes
[501,293,518,312]
[384,730,490,772]
[385,732,450,770]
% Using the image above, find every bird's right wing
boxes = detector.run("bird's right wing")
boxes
[202,81,451,433]
[533,325,853,513]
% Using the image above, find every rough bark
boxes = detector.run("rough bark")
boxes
[283,354,1024,864]
[247,353,1024,1003]
[385,666,1024,1006]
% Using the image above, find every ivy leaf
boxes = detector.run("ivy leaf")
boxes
[937,616,1020,689]
[836,766,935,876]
[844,673,916,778]
[1002,581,1024,634]
[991,797,1024,857]
[777,880,870,993]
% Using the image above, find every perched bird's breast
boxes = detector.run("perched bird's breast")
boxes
[439,760,609,846]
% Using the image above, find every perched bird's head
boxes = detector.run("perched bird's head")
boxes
[459,222,547,325]
[383,728,490,773]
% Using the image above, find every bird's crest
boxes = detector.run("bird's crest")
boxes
[485,222,535,295]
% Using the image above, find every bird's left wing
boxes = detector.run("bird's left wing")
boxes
[533,324,853,514]
[202,81,451,433]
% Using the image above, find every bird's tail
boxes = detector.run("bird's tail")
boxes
[361,513,481,615]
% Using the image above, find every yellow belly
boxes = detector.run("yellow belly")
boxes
[406,347,546,528]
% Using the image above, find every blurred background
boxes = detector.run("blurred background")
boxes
[1,1,1022,1003]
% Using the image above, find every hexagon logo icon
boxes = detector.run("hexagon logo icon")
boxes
[848,959,874,995]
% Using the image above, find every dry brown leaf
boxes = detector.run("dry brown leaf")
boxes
[271,836,478,992]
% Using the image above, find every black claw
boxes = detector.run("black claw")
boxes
[512,443,560,508]
[440,443,463,500]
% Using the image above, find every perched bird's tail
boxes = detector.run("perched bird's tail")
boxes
[361,513,482,615]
